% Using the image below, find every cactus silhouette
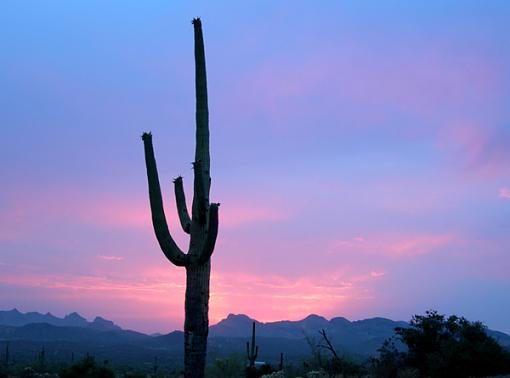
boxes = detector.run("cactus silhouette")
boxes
[246,322,258,368]
[141,18,219,378]
[153,356,158,375]
[39,346,46,369]
[4,342,9,370]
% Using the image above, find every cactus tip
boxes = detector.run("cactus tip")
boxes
[141,132,152,141]
[192,18,201,26]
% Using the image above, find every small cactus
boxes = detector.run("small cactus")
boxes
[153,356,159,374]
[246,321,258,368]
[4,342,9,370]
[39,346,46,368]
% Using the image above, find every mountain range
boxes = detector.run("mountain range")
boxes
[1,309,509,367]
[0,308,121,331]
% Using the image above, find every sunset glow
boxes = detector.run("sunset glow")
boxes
[1,1,510,335]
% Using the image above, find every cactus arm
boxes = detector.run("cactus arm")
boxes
[192,160,208,225]
[173,176,191,234]
[254,345,258,360]
[198,203,219,265]
[142,132,188,267]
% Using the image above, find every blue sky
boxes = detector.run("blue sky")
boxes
[1,1,509,333]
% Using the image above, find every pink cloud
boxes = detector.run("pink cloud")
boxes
[0,263,384,332]
[81,197,289,231]
[0,271,183,294]
[97,255,124,261]
[0,187,291,246]
[231,42,509,178]
[499,187,510,199]
[233,41,503,125]
[0,188,150,233]
[436,120,510,178]
[330,233,455,258]
[0,268,187,331]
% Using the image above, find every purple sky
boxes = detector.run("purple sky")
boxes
[1,1,510,334]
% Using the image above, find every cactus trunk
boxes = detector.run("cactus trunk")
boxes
[184,264,210,376]
[142,18,219,378]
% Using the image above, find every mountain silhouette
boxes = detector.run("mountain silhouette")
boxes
[0,308,120,331]
[0,309,508,365]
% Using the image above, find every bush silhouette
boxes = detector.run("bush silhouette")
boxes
[59,355,114,378]
[373,310,510,378]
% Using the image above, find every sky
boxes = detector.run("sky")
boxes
[1,1,510,334]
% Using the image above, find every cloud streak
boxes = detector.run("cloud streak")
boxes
[97,255,124,261]
[330,233,455,258]
[499,188,510,199]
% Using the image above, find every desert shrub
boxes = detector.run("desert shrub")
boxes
[59,355,114,378]
[323,356,366,377]
[19,367,36,378]
[370,339,405,378]
[206,355,244,378]
[371,310,510,378]
[245,363,274,378]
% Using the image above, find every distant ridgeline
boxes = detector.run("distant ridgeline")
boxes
[0,309,121,331]
[0,308,121,331]
[0,309,509,366]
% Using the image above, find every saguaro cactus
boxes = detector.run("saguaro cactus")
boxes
[247,322,258,368]
[4,342,9,370]
[141,18,219,378]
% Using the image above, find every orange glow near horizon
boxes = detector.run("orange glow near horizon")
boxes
[0,262,388,333]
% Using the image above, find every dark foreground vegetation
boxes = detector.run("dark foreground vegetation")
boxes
[1,311,509,377]
[371,310,510,378]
